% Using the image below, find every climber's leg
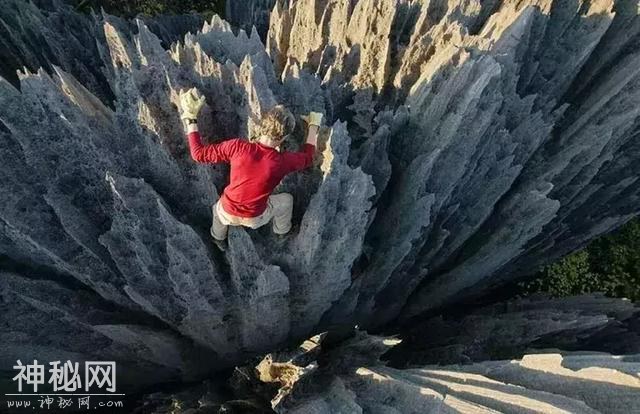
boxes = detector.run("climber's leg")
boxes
[210,202,229,241]
[269,193,294,235]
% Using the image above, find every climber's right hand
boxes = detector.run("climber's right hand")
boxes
[301,111,323,127]
[179,87,206,120]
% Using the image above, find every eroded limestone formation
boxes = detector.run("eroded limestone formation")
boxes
[136,308,640,414]
[277,332,640,414]
[1,0,639,404]
[272,296,640,413]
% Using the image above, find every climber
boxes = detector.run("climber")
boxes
[179,87,322,242]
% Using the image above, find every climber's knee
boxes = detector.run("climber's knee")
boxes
[273,221,292,235]
[211,203,229,240]
[272,192,293,209]
[270,193,293,235]
[210,224,228,241]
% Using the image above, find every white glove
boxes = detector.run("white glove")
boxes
[301,111,323,126]
[179,87,206,120]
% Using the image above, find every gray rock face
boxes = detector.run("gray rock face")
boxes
[276,296,640,413]
[278,332,640,414]
[0,272,217,391]
[268,0,640,325]
[386,294,640,367]
[119,296,640,412]
[1,0,640,397]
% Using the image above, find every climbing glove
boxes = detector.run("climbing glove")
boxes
[301,111,323,127]
[179,87,206,120]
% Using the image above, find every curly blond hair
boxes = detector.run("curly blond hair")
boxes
[251,105,295,144]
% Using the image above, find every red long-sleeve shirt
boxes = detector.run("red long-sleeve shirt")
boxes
[188,131,315,217]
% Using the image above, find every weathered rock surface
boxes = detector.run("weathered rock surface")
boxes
[277,297,640,413]
[280,333,640,414]
[1,0,640,402]
[145,327,640,414]
[0,271,218,392]
[386,294,640,366]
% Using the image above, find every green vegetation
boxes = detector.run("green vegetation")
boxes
[70,0,224,19]
[521,218,640,301]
